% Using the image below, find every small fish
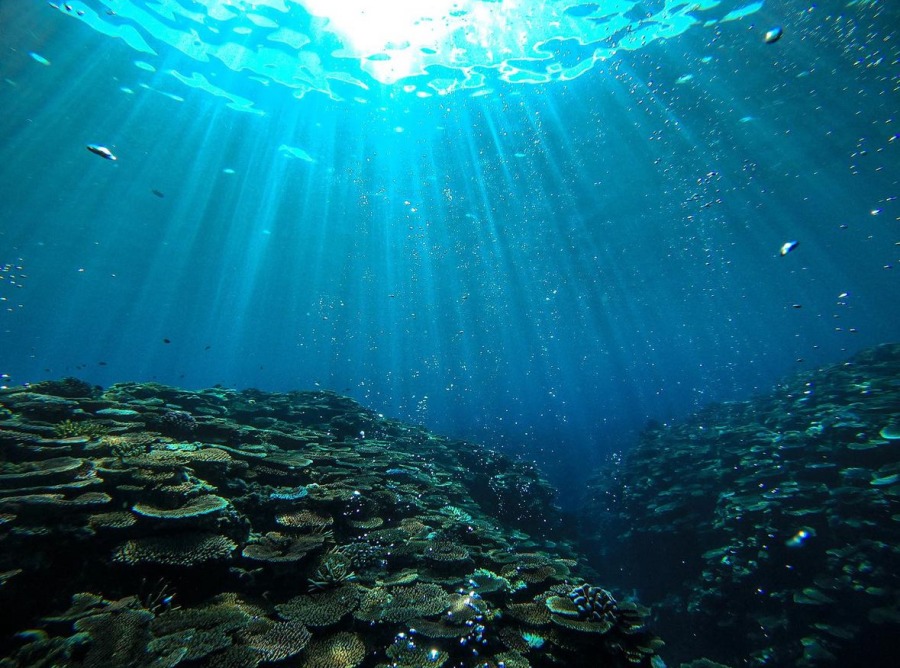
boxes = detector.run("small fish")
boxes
[765,27,783,44]
[780,240,799,256]
[87,144,117,161]
[152,189,165,198]
[29,52,51,66]
[163,338,171,344]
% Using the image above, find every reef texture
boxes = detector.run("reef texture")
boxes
[584,343,900,667]
[0,380,662,667]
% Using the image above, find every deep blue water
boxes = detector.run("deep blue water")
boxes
[1,0,897,507]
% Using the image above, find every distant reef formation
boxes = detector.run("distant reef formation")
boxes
[583,343,900,667]
[0,380,662,667]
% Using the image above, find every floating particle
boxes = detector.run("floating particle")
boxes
[765,27,783,44]
[29,52,51,66]
[87,145,117,161]
[780,240,799,256]
[151,189,165,198]
[785,526,814,548]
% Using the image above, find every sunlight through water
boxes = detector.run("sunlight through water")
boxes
[55,0,763,105]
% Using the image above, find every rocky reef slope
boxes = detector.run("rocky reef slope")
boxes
[0,380,661,667]
[584,344,900,667]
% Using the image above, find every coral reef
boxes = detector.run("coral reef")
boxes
[584,343,900,666]
[0,380,661,667]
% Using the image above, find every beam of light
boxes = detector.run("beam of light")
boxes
[54,0,766,105]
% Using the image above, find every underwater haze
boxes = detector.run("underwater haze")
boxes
[1,0,898,504]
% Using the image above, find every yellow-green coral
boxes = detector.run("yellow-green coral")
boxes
[301,631,366,668]
[54,419,108,440]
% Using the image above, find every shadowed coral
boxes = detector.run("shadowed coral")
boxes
[507,601,552,627]
[378,569,419,586]
[301,631,366,668]
[362,527,408,545]
[269,485,308,501]
[133,494,229,520]
[355,583,450,623]
[493,650,532,668]
[276,509,334,528]
[275,583,361,626]
[0,491,111,509]
[113,533,236,566]
[0,457,86,490]
[206,645,263,668]
[398,517,428,536]
[384,635,449,667]
[333,541,381,571]
[88,511,137,530]
[149,602,251,662]
[151,603,250,636]
[28,378,98,399]
[406,618,469,639]
[442,592,485,626]
[308,549,357,590]
[43,592,118,623]
[547,583,620,634]
[500,554,569,586]
[467,568,511,594]
[242,531,324,563]
[497,626,532,653]
[149,627,231,663]
[423,538,470,563]
[242,620,312,661]
[347,516,383,529]
[72,608,154,668]
[158,410,197,437]
[207,592,273,619]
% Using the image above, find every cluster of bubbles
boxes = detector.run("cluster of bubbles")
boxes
[0,259,26,313]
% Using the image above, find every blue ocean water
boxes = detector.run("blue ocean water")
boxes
[1,0,897,507]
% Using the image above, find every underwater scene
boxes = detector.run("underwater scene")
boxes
[0,0,898,666]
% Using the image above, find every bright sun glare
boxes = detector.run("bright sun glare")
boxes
[297,0,496,83]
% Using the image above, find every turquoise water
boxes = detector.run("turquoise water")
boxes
[1,0,897,503]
